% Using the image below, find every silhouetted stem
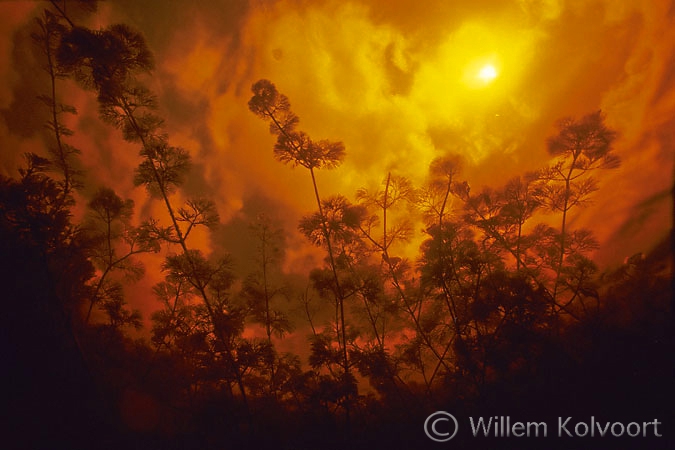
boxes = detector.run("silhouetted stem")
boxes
[120,98,250,414]
[262,103,352,425]
[309,167,351,426]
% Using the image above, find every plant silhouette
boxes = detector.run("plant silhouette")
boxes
[0,3,670,450]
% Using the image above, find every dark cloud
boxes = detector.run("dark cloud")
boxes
[596,188,672,267]
[356,0,516,40]
[1,22,50,138]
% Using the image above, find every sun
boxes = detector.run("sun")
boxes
[478,64,498,83]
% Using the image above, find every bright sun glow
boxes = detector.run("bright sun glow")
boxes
[413,22,538,114]
[478,64,498,83]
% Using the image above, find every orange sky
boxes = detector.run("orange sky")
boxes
[1,0,672,321]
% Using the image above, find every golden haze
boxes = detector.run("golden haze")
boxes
[0,0,672,321]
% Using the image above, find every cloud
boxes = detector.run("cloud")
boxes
[0,0,671,322]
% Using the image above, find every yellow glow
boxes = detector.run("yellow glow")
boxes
[412,21,541,119]
[478,64,498,83]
